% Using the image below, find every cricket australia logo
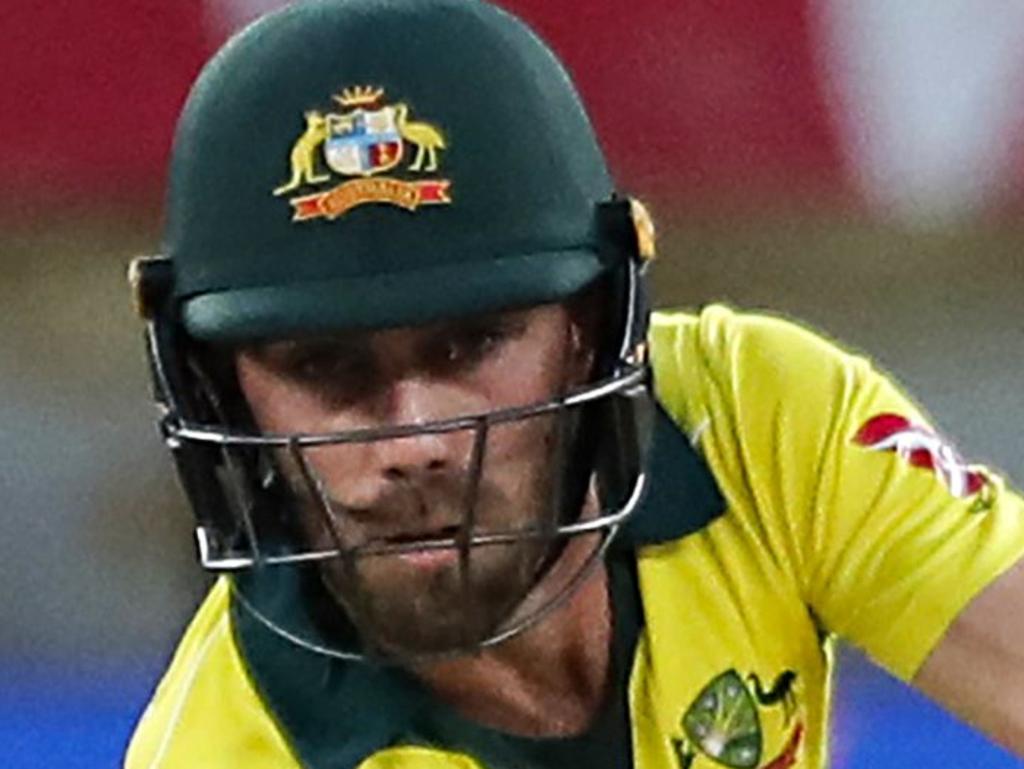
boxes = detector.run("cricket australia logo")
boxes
[853,413,993,509]
[672,669,803,769]
[273,86,451,221]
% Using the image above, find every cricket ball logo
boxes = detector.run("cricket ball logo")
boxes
[273,86,452,221]
[853,413,989,501]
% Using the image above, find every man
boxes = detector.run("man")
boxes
[125,0,1024,767]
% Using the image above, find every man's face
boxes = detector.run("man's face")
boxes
[233,302,595,656]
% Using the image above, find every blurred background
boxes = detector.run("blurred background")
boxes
[1,1,1021,766]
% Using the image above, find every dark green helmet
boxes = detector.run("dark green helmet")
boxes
[132,0,655,662]
[165,0,627,341]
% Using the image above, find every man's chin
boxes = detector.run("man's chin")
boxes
[353,590,513,659]
[372,613,503,659]
[322,552,539,657]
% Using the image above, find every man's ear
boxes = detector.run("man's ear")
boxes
[565,281,608,382]
[569,278,606,380]
[568,317,595,380]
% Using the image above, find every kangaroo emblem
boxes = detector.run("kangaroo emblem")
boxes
[273,111,331,196]
[747,671,798,725]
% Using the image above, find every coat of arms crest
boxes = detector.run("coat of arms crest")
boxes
[273,86,451,221]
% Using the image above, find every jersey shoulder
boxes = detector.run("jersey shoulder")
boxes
[648,303,875,433]
[124,578,298,769]
[648,305,1024,681]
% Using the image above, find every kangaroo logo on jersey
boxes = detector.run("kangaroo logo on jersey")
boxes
[273,86,452,221]
[671,668,803,769]
[854,413,992,508]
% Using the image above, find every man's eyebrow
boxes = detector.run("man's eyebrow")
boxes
[240,334,370,362]
[436,310,528,334]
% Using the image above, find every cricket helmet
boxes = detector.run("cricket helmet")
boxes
[132,0,656,661]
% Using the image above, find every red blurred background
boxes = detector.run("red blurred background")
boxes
[6,0,1023,215]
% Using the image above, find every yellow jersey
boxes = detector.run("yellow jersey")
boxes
[125,306,1024,769]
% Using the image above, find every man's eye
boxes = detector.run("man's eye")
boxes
[438,325,506,367]
[286,350,364,385]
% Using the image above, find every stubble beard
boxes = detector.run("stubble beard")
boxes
[322,534,551,657]
[301,449,560,658]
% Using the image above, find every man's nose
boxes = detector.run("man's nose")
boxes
[305,377,479,511]
[376,433,450,483]
[373,377,468,483]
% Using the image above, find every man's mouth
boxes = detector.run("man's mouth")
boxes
[373,524,462,549]
[386,526,463,569]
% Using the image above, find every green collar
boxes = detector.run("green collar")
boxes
[618,403,725,547]
[232,404,724,768]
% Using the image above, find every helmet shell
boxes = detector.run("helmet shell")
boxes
[166,0,616,341]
